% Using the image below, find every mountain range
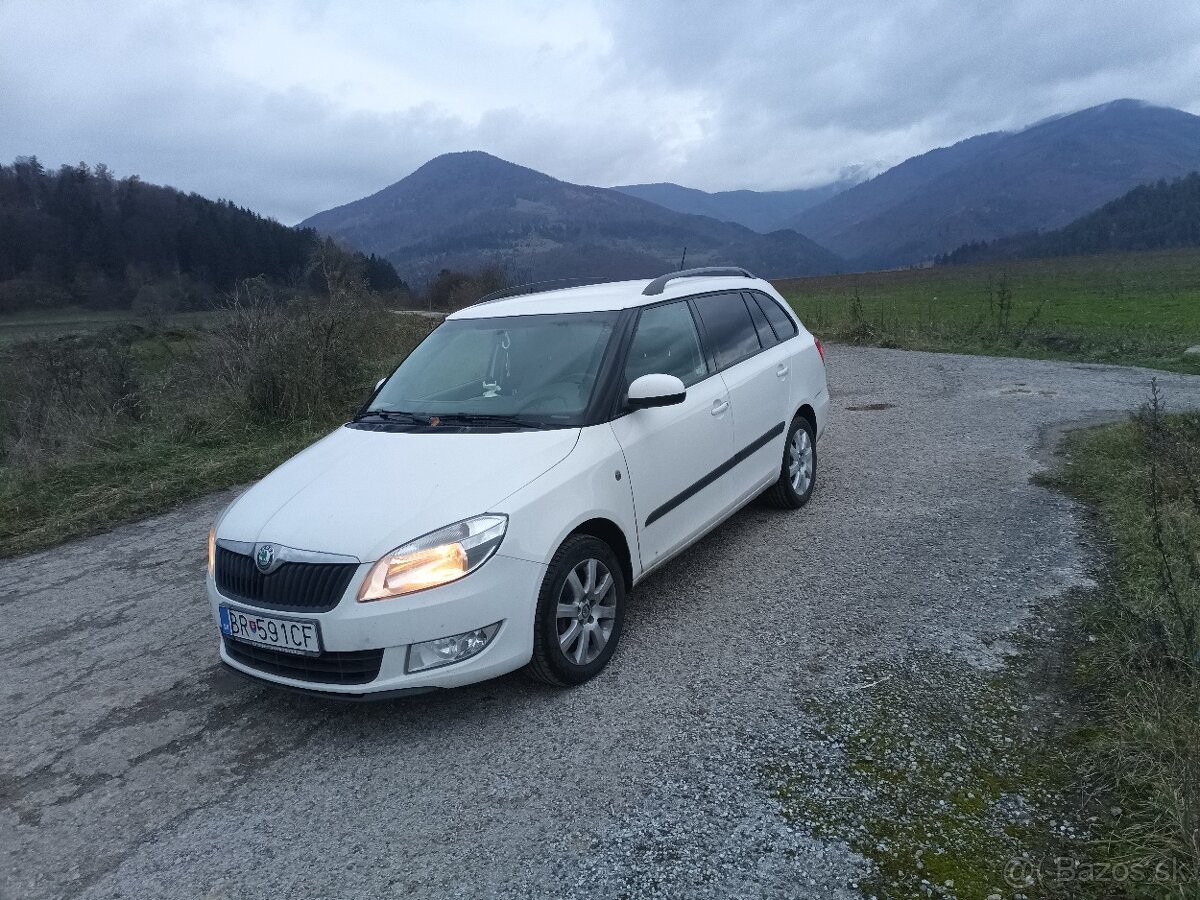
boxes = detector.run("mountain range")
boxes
[788,99,1200,267]
[300,152,841,284]
[302,99,1200,282]
[611,169,868,233]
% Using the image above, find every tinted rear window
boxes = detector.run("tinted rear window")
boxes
[753,292,799,340]
[692,292,761,370]
[742,291,778,348]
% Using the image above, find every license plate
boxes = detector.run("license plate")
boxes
[219,606,321,656]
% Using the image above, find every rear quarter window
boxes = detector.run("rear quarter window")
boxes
[742,291,778,348]
[753,292,799,341]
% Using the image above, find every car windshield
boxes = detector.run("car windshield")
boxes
[368,311,619,426]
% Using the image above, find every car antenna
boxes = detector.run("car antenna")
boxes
[678,246,687,270]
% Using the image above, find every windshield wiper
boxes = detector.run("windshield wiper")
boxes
[431,413,552,430]
[355,409,428,424]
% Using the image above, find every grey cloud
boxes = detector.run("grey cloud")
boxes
[596,0,1200,188]
[2,0,1199,222]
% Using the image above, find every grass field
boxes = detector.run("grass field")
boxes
[0,302,436,557]
[0,307,224,344]
[0,426,325,557]
[774,248,1200,373]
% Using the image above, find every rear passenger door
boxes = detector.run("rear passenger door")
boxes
[691,292,790,500]
[748,289,805,417]
[609,300,735,568]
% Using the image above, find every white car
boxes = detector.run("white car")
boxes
[207,268,829,697]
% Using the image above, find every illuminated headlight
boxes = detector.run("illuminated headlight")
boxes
[207,527,216,576]
[357,514,508,602]
[407,623,501,673]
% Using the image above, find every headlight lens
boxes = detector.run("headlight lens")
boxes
[357,514,508,602]
[207,527,216,576]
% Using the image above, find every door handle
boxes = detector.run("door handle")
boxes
[711,399,729,416]
[776,364,789,378]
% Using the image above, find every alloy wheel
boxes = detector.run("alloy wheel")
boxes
[788,428,813,494]
[555,558,617,665]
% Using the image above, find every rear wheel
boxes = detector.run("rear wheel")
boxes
[765,415,816,509]
[525,535,625,686]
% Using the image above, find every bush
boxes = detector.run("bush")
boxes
[181,275,399,428]
[0,330,142,470]
[425,263,510,311]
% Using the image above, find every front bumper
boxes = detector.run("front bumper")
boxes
[208,553,545,695]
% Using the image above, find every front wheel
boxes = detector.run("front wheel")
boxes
[525,535,626,686]
[765,415,816,509]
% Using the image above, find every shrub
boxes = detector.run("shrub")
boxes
[0,330,143,469]
[425,263,510,311]
[181,275,396,428]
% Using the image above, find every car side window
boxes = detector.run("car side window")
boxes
[753,291,799,341]
[691,292,762,370]
[624,300,709,387]
[742,291,778,348]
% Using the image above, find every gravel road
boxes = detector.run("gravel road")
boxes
[4,347,1200,900]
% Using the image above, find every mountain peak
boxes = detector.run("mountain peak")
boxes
[419,149,518,169]
[411,150,553,181]
[1022,98,1195,133]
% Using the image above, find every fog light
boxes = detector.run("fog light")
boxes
[406,622,501,673]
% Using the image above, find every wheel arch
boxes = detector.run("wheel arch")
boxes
[795,403,816,436]
[568,517,634,592]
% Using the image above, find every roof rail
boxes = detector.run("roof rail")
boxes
[641,266,756,296]
[472,277,613,306]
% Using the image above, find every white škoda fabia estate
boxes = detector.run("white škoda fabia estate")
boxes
[207,268,829,697]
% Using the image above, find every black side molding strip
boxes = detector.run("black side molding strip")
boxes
[644,421,785,527]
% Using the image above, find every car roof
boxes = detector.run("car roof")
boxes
[448,275,773,320]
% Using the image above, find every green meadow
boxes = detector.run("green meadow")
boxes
[775,248,1200,373]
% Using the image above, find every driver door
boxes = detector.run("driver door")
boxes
[609,300,735,569]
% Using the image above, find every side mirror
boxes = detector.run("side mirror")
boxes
[375,377,386,391]
[627,373,686,409]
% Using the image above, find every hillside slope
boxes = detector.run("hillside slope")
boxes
[786,132,1007,247]
[300,152,843,283]
[0,158,405,312]
[941,171,1200,263]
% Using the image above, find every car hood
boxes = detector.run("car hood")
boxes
[219,425,580,561]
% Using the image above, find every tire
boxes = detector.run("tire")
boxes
[764,415,816,509]
[525,535,626,686]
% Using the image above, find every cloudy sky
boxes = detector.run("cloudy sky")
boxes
[3,0,1199,224]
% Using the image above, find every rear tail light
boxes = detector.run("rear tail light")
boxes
[815,338,826,364]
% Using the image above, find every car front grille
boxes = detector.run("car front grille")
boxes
[214,547,359,613]
[222,637,384,685]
